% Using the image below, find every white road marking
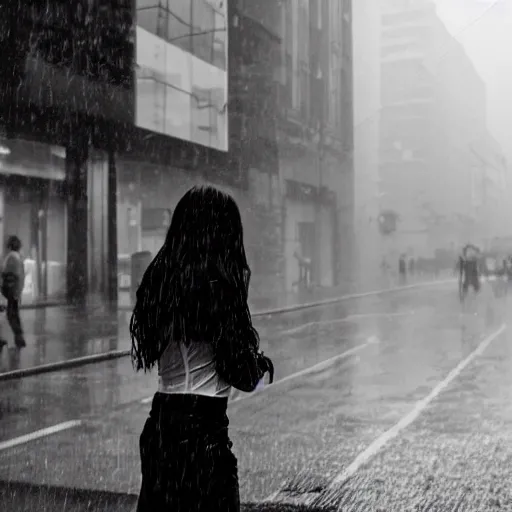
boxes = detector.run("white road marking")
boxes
[232,338,379,404]
[280,312,411,336]
[141,337,380,406]
[324,323,507,502]
[265,323,507,504]
[0,420,83,452]
[346,312,413,321]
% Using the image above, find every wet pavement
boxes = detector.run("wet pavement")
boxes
[0,307,125,373]
[0,275,450,376]
[1,279,505,510]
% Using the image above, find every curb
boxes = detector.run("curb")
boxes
[0,278,455,382]
[19,301,67,310]
[0,348,130,382]
[252,278,455,317]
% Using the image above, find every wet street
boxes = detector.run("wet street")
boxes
[1,281,512,511]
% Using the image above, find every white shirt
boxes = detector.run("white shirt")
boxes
[158,340,231,398]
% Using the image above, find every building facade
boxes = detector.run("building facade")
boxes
[0,0,354,309]
[352,0,382,290]
[378,0,488,265]
[118,0,285,309]
[470,133,511,249]
[275,0,354,295]
[0,0,133,306]
[126,0,353,306]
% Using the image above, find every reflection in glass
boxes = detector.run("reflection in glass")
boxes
[0,138,67,304]
[135,0,228,151]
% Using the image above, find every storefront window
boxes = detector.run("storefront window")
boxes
[0,137,67,303]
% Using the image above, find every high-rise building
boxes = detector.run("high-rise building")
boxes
[378,0,488,262]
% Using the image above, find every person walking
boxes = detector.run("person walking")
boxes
[130,186,274,512]
[398,254,407,285]
[459,243,481,303]
[1,235,26,348]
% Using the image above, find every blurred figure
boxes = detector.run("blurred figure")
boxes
[506,256,512,281]
[1,235,26,348]
[458,244,481,303]
[398,254,407,285]
[293,247,312,291]
[131,186,274,512]
[505,256,512,296]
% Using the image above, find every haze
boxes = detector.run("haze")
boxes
[435,0,512,156]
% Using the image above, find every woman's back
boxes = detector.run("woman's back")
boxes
[132,186,273,512]
[158,340,231,398]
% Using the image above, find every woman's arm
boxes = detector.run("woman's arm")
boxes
[215,344,273,393]
[211,283,274,392]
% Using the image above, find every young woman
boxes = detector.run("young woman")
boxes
[131,186,274,512]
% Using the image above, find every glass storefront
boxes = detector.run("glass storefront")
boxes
[0,138,67,303]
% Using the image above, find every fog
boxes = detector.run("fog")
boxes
[353,0,512,290]
[435,0,512,154]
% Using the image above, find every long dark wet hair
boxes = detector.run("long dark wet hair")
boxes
[130,185,260,372]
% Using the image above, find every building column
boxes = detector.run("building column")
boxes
[107,151,118,310]
[65,134,89,306]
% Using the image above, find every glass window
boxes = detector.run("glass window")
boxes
[0,138,67,303]
[135,0,228,150]
[137,6,159,35]
[166,1,193,52]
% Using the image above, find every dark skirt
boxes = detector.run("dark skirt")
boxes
[137,392,240,512]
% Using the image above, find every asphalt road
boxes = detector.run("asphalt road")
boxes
[1,280,510,511]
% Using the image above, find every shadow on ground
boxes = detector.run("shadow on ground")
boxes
[0,481,335,511]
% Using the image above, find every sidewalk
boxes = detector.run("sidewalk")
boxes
[0,273,453,376]
[0,307,124,374]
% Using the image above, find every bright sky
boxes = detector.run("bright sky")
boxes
[434,0,512,156]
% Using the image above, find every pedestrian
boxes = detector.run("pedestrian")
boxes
[130,186,274,512]
[398,254,407,285]
[459,244,481,302]
[1,235,26,348]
